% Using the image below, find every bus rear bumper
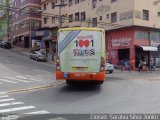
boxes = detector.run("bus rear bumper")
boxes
[56,71,106,81]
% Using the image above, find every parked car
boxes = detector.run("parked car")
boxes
[0,41,2,47]
[0,41,12,49]
[30,51,47,61]
[106,62,114,73]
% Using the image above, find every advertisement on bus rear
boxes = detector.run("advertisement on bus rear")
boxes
[58,30,103,73]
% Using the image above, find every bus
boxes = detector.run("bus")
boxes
[56,27,106,85]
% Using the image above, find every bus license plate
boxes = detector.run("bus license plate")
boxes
[74,74,85,77]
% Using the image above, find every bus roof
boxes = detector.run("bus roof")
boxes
[58,27,105,32]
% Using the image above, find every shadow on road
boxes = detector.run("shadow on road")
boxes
[59,83,102,92]
[106,76,127,81]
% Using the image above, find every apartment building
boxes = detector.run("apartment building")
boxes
[0,0,9,41]
[9,0,41,48]
[40,0,160,67]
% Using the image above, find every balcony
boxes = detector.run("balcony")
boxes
[12,26,40,36]
[15,0,41,8]
[12,13,41,23]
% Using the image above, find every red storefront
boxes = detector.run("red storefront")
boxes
[106,27,156,69]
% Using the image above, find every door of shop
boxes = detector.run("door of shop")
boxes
[118,48,130,60]
[135,47,149,68]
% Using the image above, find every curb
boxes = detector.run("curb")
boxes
[21,52,30,56]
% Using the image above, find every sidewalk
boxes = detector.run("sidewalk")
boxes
[11,46,55,64]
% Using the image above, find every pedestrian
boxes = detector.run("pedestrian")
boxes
[150,60,155,72]
[124,59,130,72]
[130,58,135,70]
[138,59,143,72]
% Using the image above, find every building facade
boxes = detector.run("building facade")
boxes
[40,0,160,67]
[0,0,9,41]
[9,0,41,48]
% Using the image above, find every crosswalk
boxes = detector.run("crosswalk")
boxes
[0,92,49,114]
[0,74,56,85]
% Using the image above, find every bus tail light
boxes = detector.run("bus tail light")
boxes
[56,56,60,70]
[100,57,105,71]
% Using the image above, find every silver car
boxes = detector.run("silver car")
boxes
[30,51,47,61]
[106,62,114,73]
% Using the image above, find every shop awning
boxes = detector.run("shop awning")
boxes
[140,46,158,51]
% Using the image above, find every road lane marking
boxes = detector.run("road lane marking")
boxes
[16,76,28,79]
[0,92,7,95]
[0,98,15,102]
[4,76,30,83]
[0,102,24,107]
[24,110,50,114]
[0,106,35,113]
[36,74,53,78]
[25,75,43,80]
[0,95,9,98]
[0,79,17,83]
[7,82,65,94]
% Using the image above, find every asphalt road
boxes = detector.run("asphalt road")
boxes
[1,48,160,120]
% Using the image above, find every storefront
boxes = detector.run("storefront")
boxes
[106,27,160,69]
[31,30,50,51]
[106,28,134,65]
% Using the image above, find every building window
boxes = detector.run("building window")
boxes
[75,12,79,21]
[106,14,109,19]
[75,0,79,4]
[52,16,55,23]
[111,0,117,3]
[150,32,160,42]
[14,1,17,6]
[52,2,55,9]
[99,16,102,20]
[92,18,97,27]
[92,0,97,8]
[81,12,86,21]
[0,26,2,32]
[61,15,65,23]
[19,0,25,3]
[158,12,160,17]
[44,17,47,24]
[111,12,117,23]
[15,24,18,30]
[44,4,46,10]
[135,31,149,40]
[69,0,72,6]
[69,14,73,22]
[143,10,149,20]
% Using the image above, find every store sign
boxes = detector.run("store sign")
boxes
[36,31,45,36]
[31,30,49,37]
[111,37,131,47]
[151,41,160,47]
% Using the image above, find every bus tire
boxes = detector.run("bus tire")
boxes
[94,81,104,85]
[66,80,74,85]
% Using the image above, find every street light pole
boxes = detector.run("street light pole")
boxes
[29,0,32,52]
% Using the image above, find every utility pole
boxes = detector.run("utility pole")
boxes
[29,0,32,52]
[54,0,67,28]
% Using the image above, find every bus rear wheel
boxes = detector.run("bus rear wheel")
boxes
[66,80,75,85]
[93,81,104,85]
